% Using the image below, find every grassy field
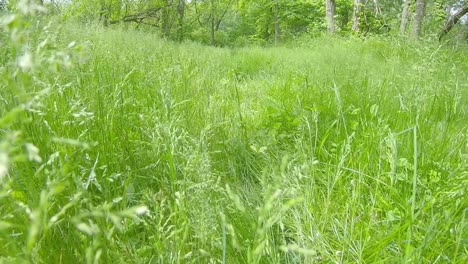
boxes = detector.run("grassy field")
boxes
[1,19,467,263]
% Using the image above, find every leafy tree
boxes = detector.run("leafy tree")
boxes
[352,0,364,32]
[237,0,316,44]
[237,0,279,44]
[53,0,467,44]
[188,0,234,45]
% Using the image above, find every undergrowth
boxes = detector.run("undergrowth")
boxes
[1,6,467,264]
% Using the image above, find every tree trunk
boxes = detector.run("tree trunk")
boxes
[439,5,468,41]
[400,0,411,34]
[100,0,109,27]
[177,0,185,42]
[325,0,336,33]
[352,0,364,32]
[274,0,280,46]
[210,0,216,45]
[411,0,426,39]
[372,0,381,16]
[161,0,171,38]
[263,14,271,41]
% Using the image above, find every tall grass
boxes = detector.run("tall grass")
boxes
[1,13,467,263]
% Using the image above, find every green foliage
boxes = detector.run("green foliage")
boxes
[1,1,468,263]
[426,0,455,38]
[234,0,321,45]
[55,0,468,45]
[1,3,149,262]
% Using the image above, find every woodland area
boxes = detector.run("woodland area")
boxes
[1,0,468,45]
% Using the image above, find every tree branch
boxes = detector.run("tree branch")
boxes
[109,5,173,25]
[439,5,468,41]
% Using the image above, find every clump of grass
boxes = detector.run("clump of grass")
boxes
[1,6,467,263]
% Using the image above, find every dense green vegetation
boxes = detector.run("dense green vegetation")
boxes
[1,2,468,264]
[2,0,468,45]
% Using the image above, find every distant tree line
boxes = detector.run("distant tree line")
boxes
[1,0,467,45]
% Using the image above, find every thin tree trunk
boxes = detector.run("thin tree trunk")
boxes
[411,0,426,39]
[177,0,185,42]
[210,0,216,45]
[274,0,280,46]
[372,0,381,16]
[400,0,411,34]
[161,0,171,38]
[100,0,109,27]
[211,17,215,45]
[215,0,232,31]
[325,0,336,33]
[263,14,271,40]
[352,0,364,32]
[439,5,468,41]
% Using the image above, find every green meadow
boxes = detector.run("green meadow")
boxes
[1,19,467,263]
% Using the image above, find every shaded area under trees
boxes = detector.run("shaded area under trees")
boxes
[45,0,468,46]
